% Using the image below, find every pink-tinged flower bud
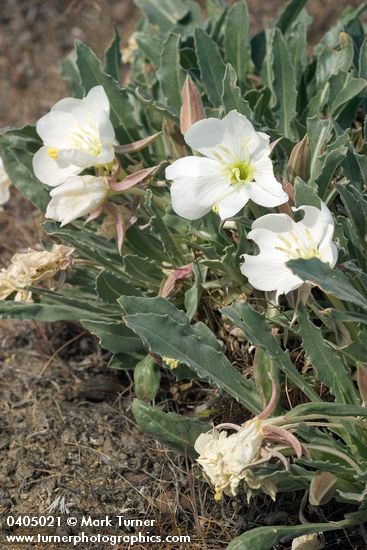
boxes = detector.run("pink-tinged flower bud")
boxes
[180,76,205,135]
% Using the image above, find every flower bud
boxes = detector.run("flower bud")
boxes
[180,76,205,135]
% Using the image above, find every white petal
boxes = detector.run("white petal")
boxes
[165,156,220,179]
[318,224,338,267]
[221,110,264,159]
[294,203,334,245]
[217,186,250,219]
[84,86,111,116]
[32,146,81,186]
[247,181,288,207]
[36,111,76,148]
[246,227,289,259]
[46,176,108,226]
[170,175,229,220]
[250,156,288,206]
[241,254,302,295]
[51,97,83,112]
[251,212,294,233]
[184,118,226,158]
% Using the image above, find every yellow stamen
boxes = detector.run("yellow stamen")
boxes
[47,148,58,159]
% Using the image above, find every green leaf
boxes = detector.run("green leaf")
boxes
[276,0,308,34]
[135,33,163,68]
[221,64,254,118]
[60,50,84,98]
[80,319,145,355]
[286,401,367,419]
[307,117,349,196]
[43,221,124,277]
[294,177,321,208]
[287,258,367,311]
[0,126,49,212]
[158,33,185,116]
[103,29,121,81]
[194,27,226,107]
[316,32,354,88]
[337,184,367,244]
[271,28,297,140]
[221,303,321,402]
[297,305,359,404]
[96,271,143,304]
[122,296,262,414]
[0,301,103,323]
[227,520,350,550]
[224,1,249,89]
[328,72,367,117]
[184,262,207,321]
[132,399,208,457]
[75,40,140,144]
[359,36,367,79]
[133,0,189,32]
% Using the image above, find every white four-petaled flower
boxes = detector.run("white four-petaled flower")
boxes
[46,175,110,226]
[33,86,115,187]
[240,203,338,299]
[165,111,288,220]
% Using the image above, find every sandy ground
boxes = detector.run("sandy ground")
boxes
[0,1,365,549]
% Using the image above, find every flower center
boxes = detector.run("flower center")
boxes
[226,161,254,185]
[276,228,320,260]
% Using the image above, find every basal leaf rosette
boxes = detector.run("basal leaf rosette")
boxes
[165,111,288,220]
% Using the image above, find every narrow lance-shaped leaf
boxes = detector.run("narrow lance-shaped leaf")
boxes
[287,257,367,311]
[227,519,353,550]
[271,28,297,140]
[297,304,360,405]
[103,29,121,81]
[158,33,185,116]
[276,0,308,34]
[0,126,49,212]
[224,0,250,90]
[121,296,262,414]
[133,0,189,33]
[194,27,226,108]
[221,64,253,118]
[132,399,208,458]
[221,303,321,403]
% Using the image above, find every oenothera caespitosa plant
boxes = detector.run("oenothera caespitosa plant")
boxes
[1,0,367,547]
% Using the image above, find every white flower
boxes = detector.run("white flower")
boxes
[33,86,115,187]
[45,175,110,226]
[194,419,264,499]
[0,158,11,210]
[165,110,288,220]
[240,203,338,299]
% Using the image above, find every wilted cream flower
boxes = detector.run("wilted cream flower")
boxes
[0,244,74,302]
[195,381,306,501]
[0,158,11,210]
[195,419,264,500]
